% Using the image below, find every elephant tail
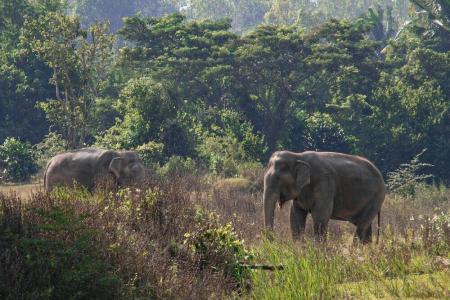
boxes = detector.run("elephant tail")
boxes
[376,211,381,244]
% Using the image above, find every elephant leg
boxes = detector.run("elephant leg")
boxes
[354,224,372,244]
[310,177,334,241]
[312,218,329,241]
[311,205,331,241]
[290,201,308,240]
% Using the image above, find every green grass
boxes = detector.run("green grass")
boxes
[340,271,450,299]
[248,237,450,299]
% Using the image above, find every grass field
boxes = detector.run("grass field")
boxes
[0,182,42,198]
[1,177,449,299]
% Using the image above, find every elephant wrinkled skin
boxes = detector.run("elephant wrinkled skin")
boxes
[44,148,145,191]
[263,151,385,243]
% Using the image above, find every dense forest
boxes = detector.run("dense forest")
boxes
[0,0,449,183]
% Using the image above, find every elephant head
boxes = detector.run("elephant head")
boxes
[263,153,310,230]
[101,150,146,186]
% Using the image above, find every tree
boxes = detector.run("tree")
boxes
[410,0,450,31]
[0,0,62,143]
[234,25,308,153]
[0,137,38,182]
[177,0,269,33]
[22,12,115,148]
[71,0,177,32]
[95,77,178,150]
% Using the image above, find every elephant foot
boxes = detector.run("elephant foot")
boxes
[354,224,372,244]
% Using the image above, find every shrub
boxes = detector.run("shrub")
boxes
[1,174,253,298]
[196,108,267,177]
[303,112,353,153]
[0,137,39,182]
[136,141,165,166]
[183,209,254,281]
[283,112,353,153]
[156,155,197,178]
[0,192,122,299]
[35,132,67,167]
[387,149,434,197]
[421,211,450,255]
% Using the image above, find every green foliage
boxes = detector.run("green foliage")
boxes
[1,2,450,183]
[179,0,269,33]
[17,207,121,299]
[0,0,62,144]
[387,149,434,197]
[183,209,254,281]
[23,12,115,148]
[96,77,176,149]
[157,156,197,177]
[0,137,38,182]
[288,112,352,153]
[35,132,67,167]
[196,109,266,176]
[197,135,246,177]
[136,141,165,167]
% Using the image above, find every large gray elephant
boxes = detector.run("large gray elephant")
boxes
[263,151,385,243]
[44,148,145,191]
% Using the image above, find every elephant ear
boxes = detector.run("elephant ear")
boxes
[109,157,125,179]
[295,160,311,191]
[98,150,119,171]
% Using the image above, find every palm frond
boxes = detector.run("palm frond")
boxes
[410,0,450,30]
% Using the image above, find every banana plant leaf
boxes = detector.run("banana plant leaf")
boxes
[410,0,450,30]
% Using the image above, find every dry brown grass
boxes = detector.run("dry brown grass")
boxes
[0,182,42,199]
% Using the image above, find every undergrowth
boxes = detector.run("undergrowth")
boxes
[0,174,449,299]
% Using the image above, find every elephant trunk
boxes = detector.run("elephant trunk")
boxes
[263,188,278,230]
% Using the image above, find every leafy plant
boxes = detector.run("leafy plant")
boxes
[23,12,115,148]
[136,141,165,167]
[0,137,39,182]
[157,155,197,178]
[183,209,254,281]
[35,132,67,167]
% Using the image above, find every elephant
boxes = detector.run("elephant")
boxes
[44,148,145,191]
[263,151,385,243]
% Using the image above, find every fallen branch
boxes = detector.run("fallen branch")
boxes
[239,264,284,270]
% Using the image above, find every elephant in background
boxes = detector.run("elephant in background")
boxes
[263,151,385,243]
[44,148,145,191]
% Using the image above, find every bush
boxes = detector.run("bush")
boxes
[156,155,197,178]
[387,149,434,197]
[0,192,122,299]
[1,173,251,298]
[136,141,165,166]
[303,112,353,153]
[0,137,39,182]
[183,209,254,281]
[421,211,450,255]
[198,134,264,178]
[195,108,267,177]
[35,132,67,167]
